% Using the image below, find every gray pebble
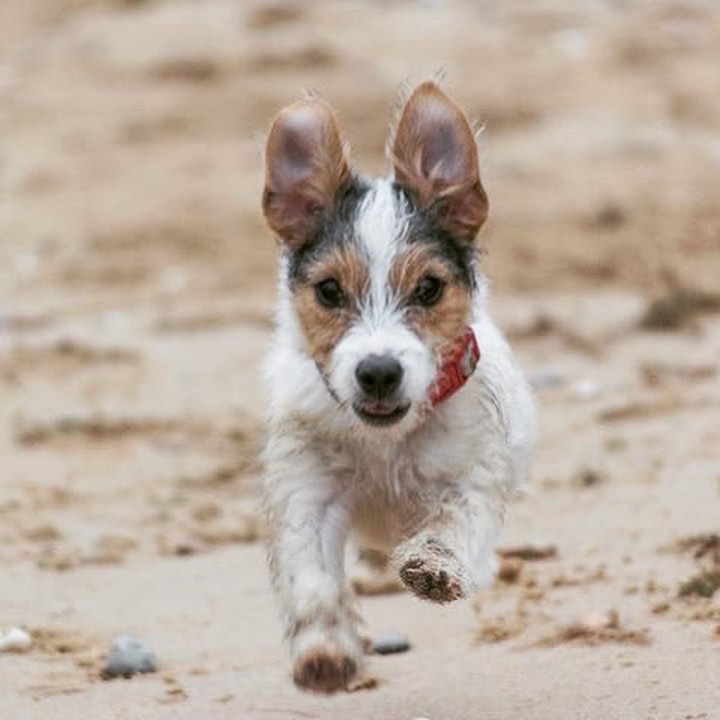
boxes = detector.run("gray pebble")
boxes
[0,627,32,653]
[529,368,566,390]
[571,378,601,400]
[103,634,157,679]
[372,632,410,655]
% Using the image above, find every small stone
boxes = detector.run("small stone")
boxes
[580,610,619,632]
[103,634,157,679]
[529,368,566,390]
[372,632,410,655]
[0,627,32,653]
[571,379,601,400]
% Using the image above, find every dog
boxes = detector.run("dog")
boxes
[261,80,536,693]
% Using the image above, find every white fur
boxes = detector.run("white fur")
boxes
[263,176,537,690]
[355,178,409,311]
[328,179,436,427]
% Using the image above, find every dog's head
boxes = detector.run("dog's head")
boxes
[263,82,488,431]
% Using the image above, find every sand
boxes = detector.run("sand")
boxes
[1,1,719,717]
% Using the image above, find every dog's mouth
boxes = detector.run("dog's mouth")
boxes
[353,400,410,427]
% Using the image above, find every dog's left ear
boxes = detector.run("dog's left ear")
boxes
[392,81,488,243]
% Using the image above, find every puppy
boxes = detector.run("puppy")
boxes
[261,81,536,693]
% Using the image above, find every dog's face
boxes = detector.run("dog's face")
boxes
[263,82,488,430]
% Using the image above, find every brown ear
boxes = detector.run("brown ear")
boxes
[263,99,349,250]
[392,81,488,243]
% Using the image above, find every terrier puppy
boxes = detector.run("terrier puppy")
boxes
[261,81,536,693]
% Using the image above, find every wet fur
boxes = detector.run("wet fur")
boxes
[262,82,537,693]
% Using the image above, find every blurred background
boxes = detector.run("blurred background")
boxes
[1,1,719,717]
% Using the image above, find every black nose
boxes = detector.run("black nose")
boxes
[355,354,403,400]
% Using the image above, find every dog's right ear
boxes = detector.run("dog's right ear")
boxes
[263,99,349,250]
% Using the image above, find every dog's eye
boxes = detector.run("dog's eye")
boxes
[315,278,345,309]
[411,276,445,307]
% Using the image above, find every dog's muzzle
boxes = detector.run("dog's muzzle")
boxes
[352,354,410,427]
[316,328,481,427]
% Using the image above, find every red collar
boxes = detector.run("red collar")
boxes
[429,327,480,406]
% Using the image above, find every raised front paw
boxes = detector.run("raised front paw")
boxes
[293,647,358,694]
[397,540,467,603]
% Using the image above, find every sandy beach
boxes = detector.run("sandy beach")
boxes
[1,1,719,717]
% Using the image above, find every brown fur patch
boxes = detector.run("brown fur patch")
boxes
[263,99,349,249]
[293,245,368,367]
[390,245,472,359]
[392,81,488,243]
[293,647,358,694]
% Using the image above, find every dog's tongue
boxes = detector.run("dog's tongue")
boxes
[363,402,397,416]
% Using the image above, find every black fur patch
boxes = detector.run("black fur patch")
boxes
[395,183,477,290]
[286,177,477,291]
[286,175,370,286]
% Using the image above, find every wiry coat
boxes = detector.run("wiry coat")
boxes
[262,82,536,693]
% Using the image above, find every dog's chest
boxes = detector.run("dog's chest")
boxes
[346,450,421,549]
[325,436,446,549]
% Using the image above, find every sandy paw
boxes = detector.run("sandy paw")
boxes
[292,648,358,694]
[398,544,466,603]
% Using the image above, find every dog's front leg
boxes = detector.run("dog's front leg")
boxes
[394,455,511,603]
[264,437,362,693]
